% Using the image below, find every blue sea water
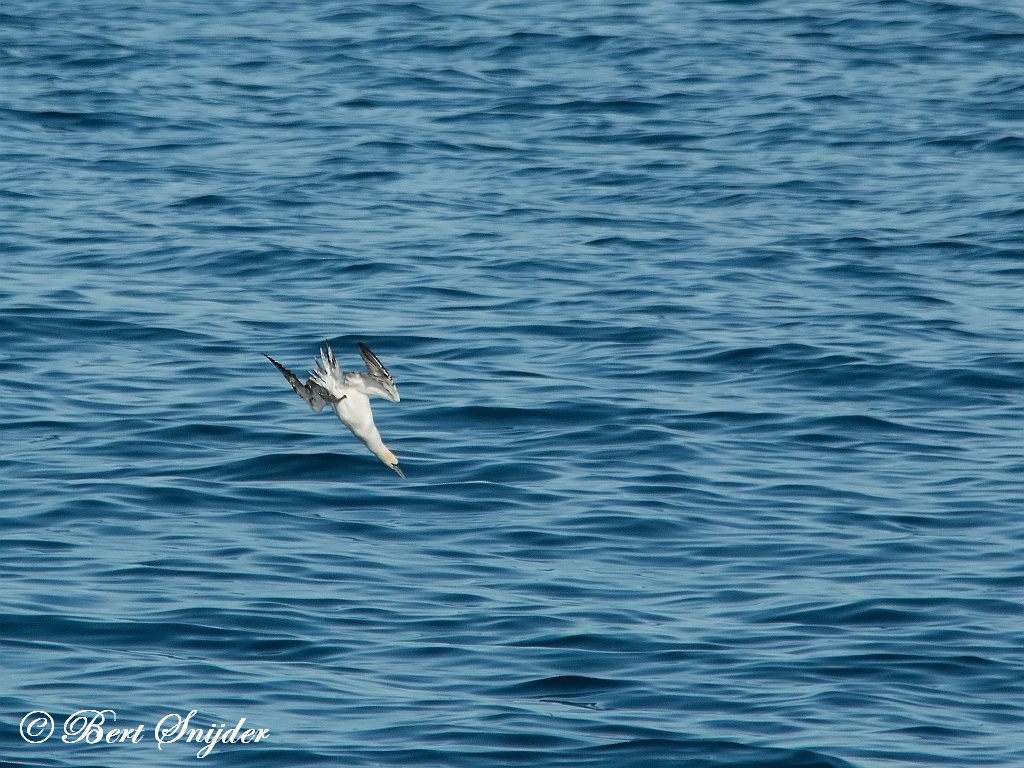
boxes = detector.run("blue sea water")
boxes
[2,0,1024,765]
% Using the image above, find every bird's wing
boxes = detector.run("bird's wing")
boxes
[358,342,395,384]
[264,354,343,413]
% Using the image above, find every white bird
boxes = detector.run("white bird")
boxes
[264,341,404,477]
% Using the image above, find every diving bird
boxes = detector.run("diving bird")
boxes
[264,341,404,477]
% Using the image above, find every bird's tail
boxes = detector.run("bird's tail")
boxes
[312,341,344,391]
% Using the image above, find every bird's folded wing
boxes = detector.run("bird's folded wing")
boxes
[358,342,394,383]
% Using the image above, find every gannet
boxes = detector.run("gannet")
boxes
[264,341,404,477]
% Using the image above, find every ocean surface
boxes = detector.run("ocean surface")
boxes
[2,1,1024,766]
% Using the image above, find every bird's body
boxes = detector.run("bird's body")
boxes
[264,342,404,477]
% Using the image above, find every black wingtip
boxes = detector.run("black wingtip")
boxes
[264,354,293,378]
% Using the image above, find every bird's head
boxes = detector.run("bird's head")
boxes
[379,446,404,478]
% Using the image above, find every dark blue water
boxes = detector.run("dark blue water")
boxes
[3,1,1024,766]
